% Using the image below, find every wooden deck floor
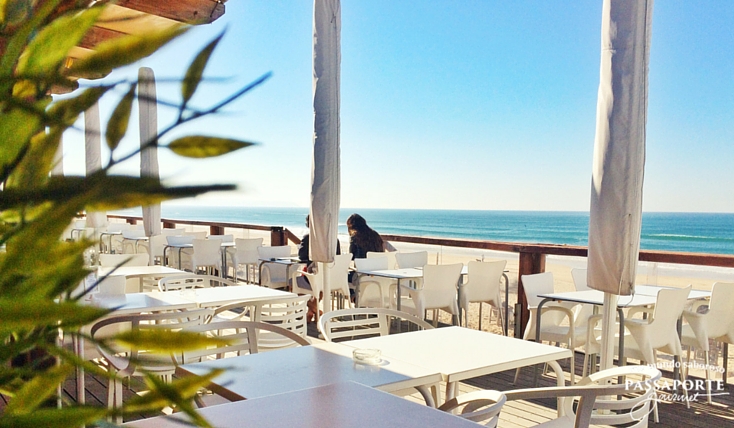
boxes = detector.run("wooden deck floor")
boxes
[5,329,734,427]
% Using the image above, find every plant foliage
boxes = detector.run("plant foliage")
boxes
[0,1,267,426]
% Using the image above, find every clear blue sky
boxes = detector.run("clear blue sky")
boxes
[60,1,734,213]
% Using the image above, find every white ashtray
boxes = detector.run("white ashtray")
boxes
[352,348,381,365]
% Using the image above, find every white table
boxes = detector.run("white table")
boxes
[76,292,198,404]
[123,381,479,428]
[343,326,571,405]
[98,265,185,292]
[150,285,294,308]
[99,230,122,253]
[164,241,235,272]
[354,268,423,311]
[176,341,442,406]
[121,236,149,253]
[257,257,304,287]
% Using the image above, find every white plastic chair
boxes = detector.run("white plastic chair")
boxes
[252,294,311,351]
[438,389,506,428]
[517,272,587,384]
[258,245,299,290]
[367,250,397,269]
[295,253,353,313]
[318,307,434,342]
[570,268,591,291]
[681,282,734,403]
[504,365,661,428]
[95,275,126,295]
[459,260,507,332]
[209,234,234,243]
[353,256,395,308]
[161,228,186,236]
[184,231,207,239]
[191,238,223,276]
[121,229,147,254]
[158,274,237,292]
[227,238,263,283]
[395,251,428,269]
[166,235,194,269]
[90,309,214,423]
[399,263,463,327]
[139,234,167,266]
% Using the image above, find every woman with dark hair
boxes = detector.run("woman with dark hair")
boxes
[347,213,384,259]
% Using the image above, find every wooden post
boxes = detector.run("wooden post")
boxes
[210,225,225,236]
[162,221,176,229]
[516,251,546,338]
[270,226,286,246]
[126,218,137,225]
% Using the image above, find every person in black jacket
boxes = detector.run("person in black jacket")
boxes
[347,213,384,259]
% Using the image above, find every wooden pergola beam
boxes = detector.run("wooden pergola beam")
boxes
[115,0,225,24]
[79,26,126,50]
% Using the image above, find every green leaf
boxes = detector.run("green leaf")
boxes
[168,136,254,158]
[113,330,230,353]
[4,364,74,415]
[182,31,225,105]
[6,127,62,189]
[0,107,41,172]
[69,25,188,76]
[105,84,137,151]
[0,407,107,428]
[0,299,109,333]
[0,175,235,212]
[16,6,103,76]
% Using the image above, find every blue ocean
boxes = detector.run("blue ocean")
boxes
[123,207,734,256]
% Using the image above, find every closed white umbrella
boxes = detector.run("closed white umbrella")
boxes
[310,0,341,315]
[587,0,653,371]
[84,102,107,230]
[51,134,63,176]
[138,67,162,241]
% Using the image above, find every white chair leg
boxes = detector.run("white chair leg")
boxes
[513,367,521,385]
[705,350,712,404]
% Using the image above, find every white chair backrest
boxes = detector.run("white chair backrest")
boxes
[319,308,434,342]
[354,256,389,272]
[707,282,734,338]
[651,285,692,329]
[521,272,555,308]
[571,268,590,291]
[184,231,207,239]
[562,365,661,427]
[122,229,147,239]
[96,275,126,295]
[98,253,149,267]
[158,274,236,291]
[367,251,397,269]
[395,251,428,269]
[465,260,507,302]
[254,295,311,349]
[192,239,222,267]
[74,219,87,229]
[258,245,292,259]
[233,238,264,264]
[209,234,234,243]
[161,228,186,236]
[421,263,463,308]
[167,235,194,246]
[327,253,353,292]
[177,320,310,364]
[438,389,506,428]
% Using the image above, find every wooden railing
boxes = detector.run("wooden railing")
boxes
[108,215,734,336]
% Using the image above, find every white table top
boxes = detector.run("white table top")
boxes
[83,292,196,315]
[123,381,478,428]
[343,326,572,384]
[177,342,442,400]
[538,289,659,308]
[634,284,711,300]
[97,265,184,278]
[150,285,294,308]
[356,266,468,279]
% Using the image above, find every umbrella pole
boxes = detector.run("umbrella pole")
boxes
[600,293,619,371]
[321,262,331,316]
